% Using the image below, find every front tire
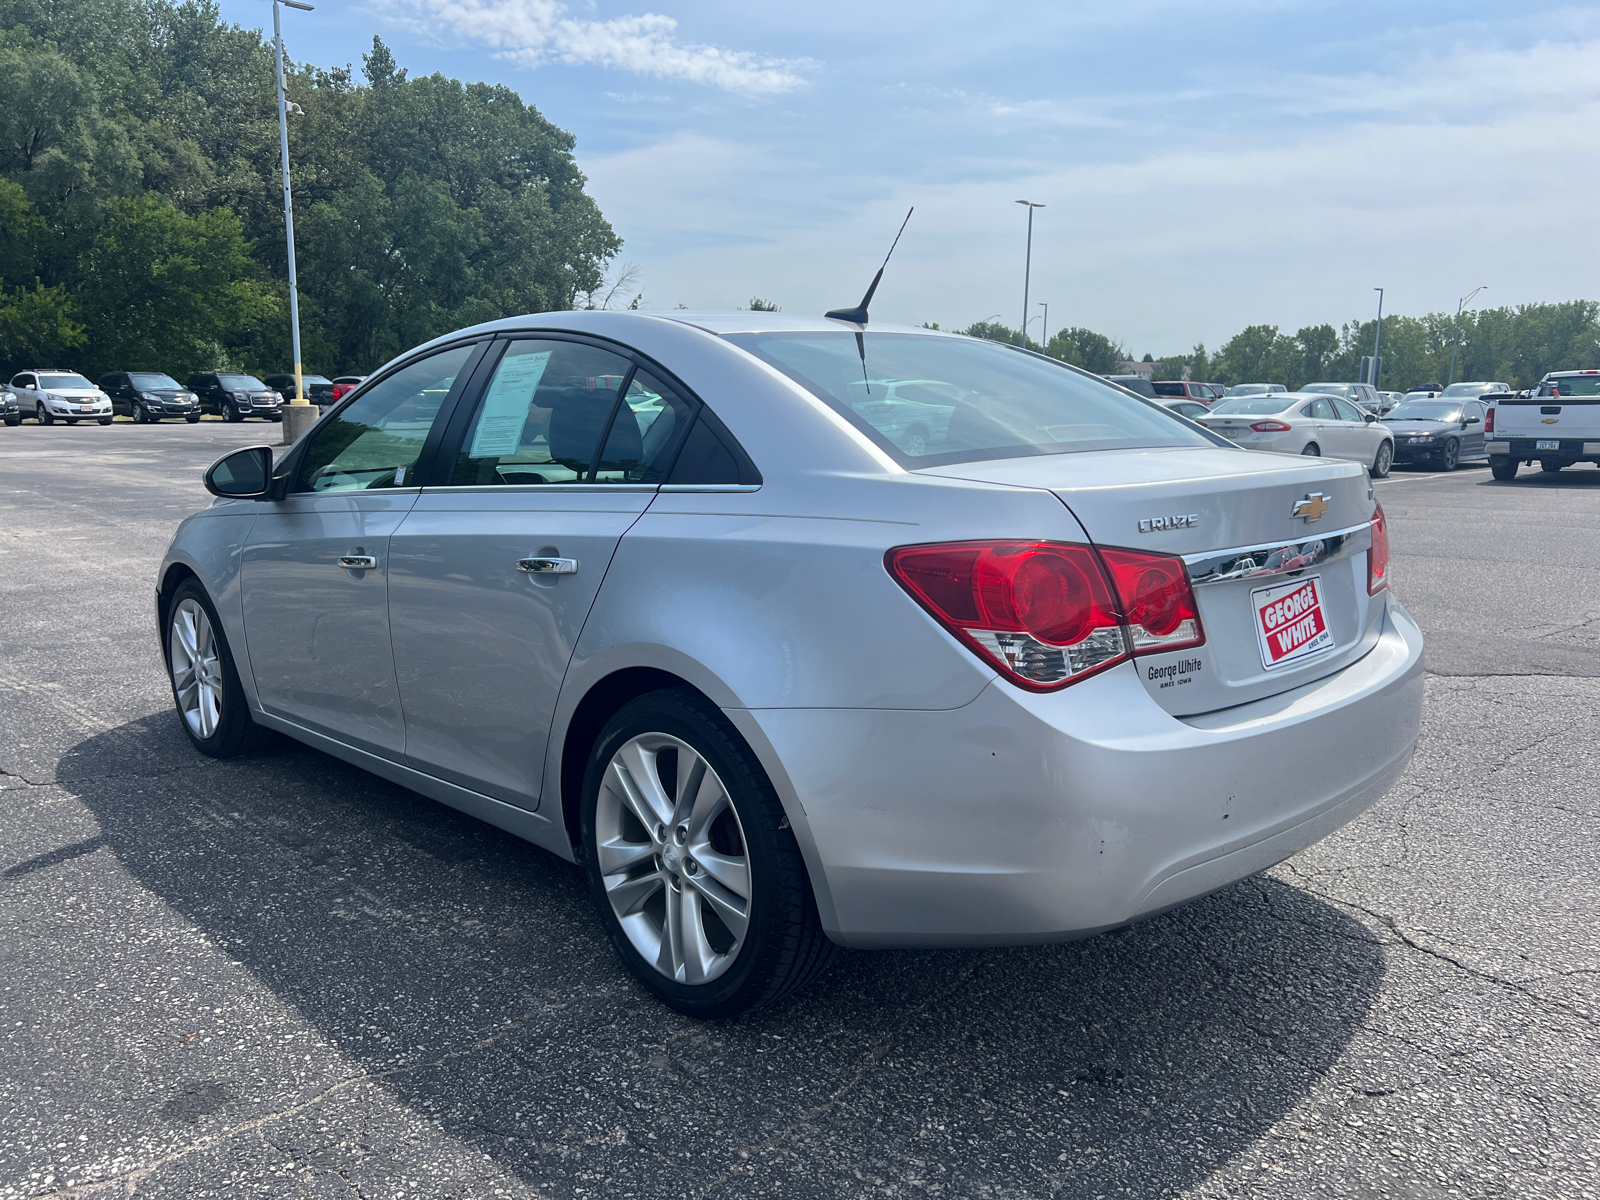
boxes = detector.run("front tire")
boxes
[223,405,241,423]
[186,414,201,423]
[38,407,53,425]
[1437,439,1459,472]
[1490,456,1518,481]
[1371,440,1393,478]
[164,579,272,758]
[98,416,112,425]
[581,688,836,1018]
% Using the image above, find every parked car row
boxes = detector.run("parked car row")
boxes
[3,369,368,426]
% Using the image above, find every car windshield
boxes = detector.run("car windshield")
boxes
[39,373,95,390]
[1547,376,1600,396]
[1441,383,1494,397]
[1208,395,1298,415]
[725,332,1215,465]
[130,373,182,389]
[1385,402,1462,421]
[219,374,268,390]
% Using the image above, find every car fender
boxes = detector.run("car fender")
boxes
[158,505,262,705]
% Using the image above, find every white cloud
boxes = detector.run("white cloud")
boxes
[389,0,809,93]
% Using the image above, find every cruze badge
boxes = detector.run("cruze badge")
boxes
[1139,513,1199,534]
[1292,493,1331,522]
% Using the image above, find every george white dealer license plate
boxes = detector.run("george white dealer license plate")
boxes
[1252,575,1335,670]
[1536,439,1560,450]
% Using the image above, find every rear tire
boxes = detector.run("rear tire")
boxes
[1540,459,1564,474]
[1371,441,1393,478]
[581,687,838,1018]
[1489,457,1518,481]
[164,579,274,758]
[1301,442,1320,457]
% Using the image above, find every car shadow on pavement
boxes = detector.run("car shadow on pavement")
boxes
[58,720,1386,1199]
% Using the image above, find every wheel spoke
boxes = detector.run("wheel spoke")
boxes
[614,742,674,829]
[691,847,749,900]
[606,866,666,917]
[682,766,728,842]
[686,871,749,942]
[678,887,716,984]
[596,836,656,876]
[658,881,685,980]
[671,748,707,826]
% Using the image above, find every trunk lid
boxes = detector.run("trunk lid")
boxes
[920,447,1383,715]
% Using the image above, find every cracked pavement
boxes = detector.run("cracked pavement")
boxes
[2,426,1598,1199]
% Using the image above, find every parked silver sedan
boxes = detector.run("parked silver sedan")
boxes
[1200,391,1395,477]
[158,313,1424,1016]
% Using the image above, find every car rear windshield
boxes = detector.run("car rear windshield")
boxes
[1209,395,1298,415]
[724,332,1216,466]
[1547,376,1600,396]
[1151,382,1188,397]
[219,374,268,390]
[1441,383,1494,397]
[1301,384,1353,397]
[39,373,95,389]
[1386,402,1461,421]
[130,373,182,389]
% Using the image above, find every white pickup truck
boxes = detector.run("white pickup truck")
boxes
[1485,369,1600,480]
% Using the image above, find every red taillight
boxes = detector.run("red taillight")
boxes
[1250,420,1292,432]
[1484,407,1495,433]
[1368,502,1390,594]
[1099,549,1205,653]
[885,541,1204,691]
[331,383,354,401]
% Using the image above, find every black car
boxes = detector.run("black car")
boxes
[1,385,19,426]
[99,371,202,423]
[185,372,284,422]
[263,372,335,408]
[1380,397,1489,471]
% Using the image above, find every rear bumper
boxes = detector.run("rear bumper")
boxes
[1487,438,1600,460]
[740,598,1424,948]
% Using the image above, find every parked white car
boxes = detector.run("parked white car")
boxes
[1301,382,1384,413]
[1200,391,1394,476]
[10,370,114,425]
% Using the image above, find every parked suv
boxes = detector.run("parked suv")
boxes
[100,371,202,423]
[185,372,283,422]
[10,370,113,424]
[1152,381,1224,405]
[263,373,335,408]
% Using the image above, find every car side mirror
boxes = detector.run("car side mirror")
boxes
[205,446,272,498]
[1364,413,1376,423]
[1465,415,1480,424]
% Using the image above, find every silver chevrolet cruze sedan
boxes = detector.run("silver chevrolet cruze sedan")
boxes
[158,312,1424,1017]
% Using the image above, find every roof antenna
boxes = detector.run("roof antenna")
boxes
[826,207,913,395]
[825,207,913,326]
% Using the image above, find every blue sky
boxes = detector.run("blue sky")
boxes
[224,0,1600,356]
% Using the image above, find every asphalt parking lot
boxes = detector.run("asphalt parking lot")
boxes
[2,424,1597,1200]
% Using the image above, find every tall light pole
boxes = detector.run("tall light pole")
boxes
[1037,301,1048,353]
[1016,200,1044,348]
[272,0,316,443]
[1371,287,1384,387]
[1449,285,1486,386]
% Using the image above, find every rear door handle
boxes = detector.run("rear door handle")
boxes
[338,555,378,569]
[517,557,578,575]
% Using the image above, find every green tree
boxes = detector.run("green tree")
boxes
[748,297,780,311]
[1046,326,1124,374]
[75,196,271,375]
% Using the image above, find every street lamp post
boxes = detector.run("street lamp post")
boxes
[1371,287,1384,388]
[272,0,317,446]
[1016,200,1044,348]
[1449,286,1487,386]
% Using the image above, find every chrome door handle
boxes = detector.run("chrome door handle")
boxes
[516,557,578,575]
[338,555,377,569]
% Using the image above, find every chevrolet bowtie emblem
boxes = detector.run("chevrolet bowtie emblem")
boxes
[1292,492,1331,522]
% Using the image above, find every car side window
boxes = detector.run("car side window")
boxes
[295,343,474,493]
[595,369,695,483]
[448,338,634,486]
[1309,397,1337,420]
[1465,402,1484,422]
[16,375,34,388]
[1331,398,1364,422]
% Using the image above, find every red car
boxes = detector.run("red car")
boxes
[1152,380,1225,407]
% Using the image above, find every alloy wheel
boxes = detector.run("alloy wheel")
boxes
[169,598,224,739]
[594,733,752,985]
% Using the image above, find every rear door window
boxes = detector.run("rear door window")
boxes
[448,339,635,486]
[595,369,694,483]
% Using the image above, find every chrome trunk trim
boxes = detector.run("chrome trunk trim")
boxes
[1184,521,1373,587]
